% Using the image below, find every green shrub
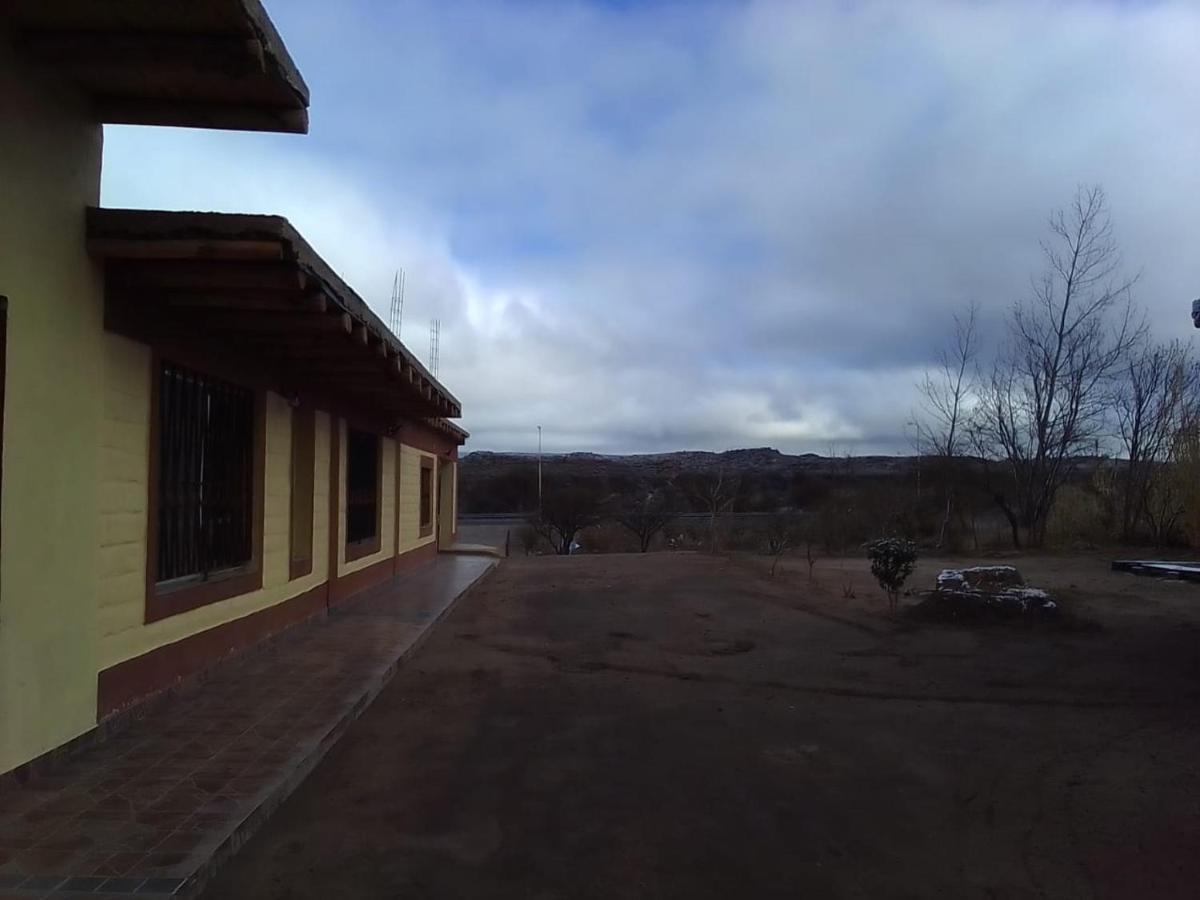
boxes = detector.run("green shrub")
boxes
[866,537,918,612]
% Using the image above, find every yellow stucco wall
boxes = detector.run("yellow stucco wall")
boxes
[0,38,106,774]
[335,419,397,576]
[97,340,333,667]
[397,444,439,555]
[0,29,458,776]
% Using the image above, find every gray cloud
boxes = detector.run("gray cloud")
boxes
[100,0,1200,454]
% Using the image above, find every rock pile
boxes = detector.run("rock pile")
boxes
[923,565,1058,620]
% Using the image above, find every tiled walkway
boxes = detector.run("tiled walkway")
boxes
[0,556,496,899]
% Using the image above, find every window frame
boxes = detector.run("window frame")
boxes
[144,354,266,624]
[344,425,382,562]
[288,405,316,581]
[419,456,435,538]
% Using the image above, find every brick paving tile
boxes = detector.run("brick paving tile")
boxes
[0,557,493,897]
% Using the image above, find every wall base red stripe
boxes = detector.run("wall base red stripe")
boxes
[97,581,329,719]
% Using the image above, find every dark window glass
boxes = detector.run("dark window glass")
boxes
[289,407,316,570]
[157,362,254,583]
[420,464,433,529]
[346,427,379,544]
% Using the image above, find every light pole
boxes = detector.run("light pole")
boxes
[537,425,543,513]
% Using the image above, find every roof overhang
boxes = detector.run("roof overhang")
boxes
[3,0,309,133]
[88,208,465,438]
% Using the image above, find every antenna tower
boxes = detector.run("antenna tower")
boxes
[388,268,406,338]
[429,318,441,376]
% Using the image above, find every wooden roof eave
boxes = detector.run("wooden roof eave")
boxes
[87,208,464,424]
[6,0,310,134]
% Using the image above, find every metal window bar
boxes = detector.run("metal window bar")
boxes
[157,362,254,584]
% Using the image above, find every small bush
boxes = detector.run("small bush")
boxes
[1045,485,1108,548]
[866,537,918,612]
[517,524,539,555]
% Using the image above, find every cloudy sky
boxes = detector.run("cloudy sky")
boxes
[101,0,1200,454]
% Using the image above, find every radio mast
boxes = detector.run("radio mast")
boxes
[388,268,405,339]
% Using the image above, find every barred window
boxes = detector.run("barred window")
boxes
[157,362,255,584]
[346,427,379,546]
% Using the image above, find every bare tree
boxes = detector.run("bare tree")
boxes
[1142,460,1187,548]
[917,303,979,548]
[764,510,800,576]
[615,488,677,552]
[1170,413,1200,547]
[1114,340,1199,542]
[531,483,606,555]
[685,470,740,554]
[972,185,1143,548]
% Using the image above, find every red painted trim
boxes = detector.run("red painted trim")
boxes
[330,541,438,607]
[396,422,458,457]
[396,540,438,574]
[329,554,393,607]
[98,581,329,719]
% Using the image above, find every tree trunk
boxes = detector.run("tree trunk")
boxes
[937,491,954,549]
[1005,509,1022,549]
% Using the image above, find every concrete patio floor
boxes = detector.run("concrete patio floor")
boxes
[0,555,496,899]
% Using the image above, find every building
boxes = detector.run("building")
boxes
[1,0,466,778]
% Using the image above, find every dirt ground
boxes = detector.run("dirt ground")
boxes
[201,551,1200,900]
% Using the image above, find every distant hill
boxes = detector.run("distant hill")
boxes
[458,447,921,514]
[462,447,917,478]
[458,447,1109,516]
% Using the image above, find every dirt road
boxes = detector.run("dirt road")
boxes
[201,552,1200,899]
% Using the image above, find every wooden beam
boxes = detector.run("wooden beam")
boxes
[20,33,267,76]
[184,308,349,336]
[160,290,326,314]
[87,238,283,261]
[306,288,330,315]
[113,298,351,339]
[106,260,307,293]
[351,322,369,345]
[95,97,308,134]
[293,361,398,379]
